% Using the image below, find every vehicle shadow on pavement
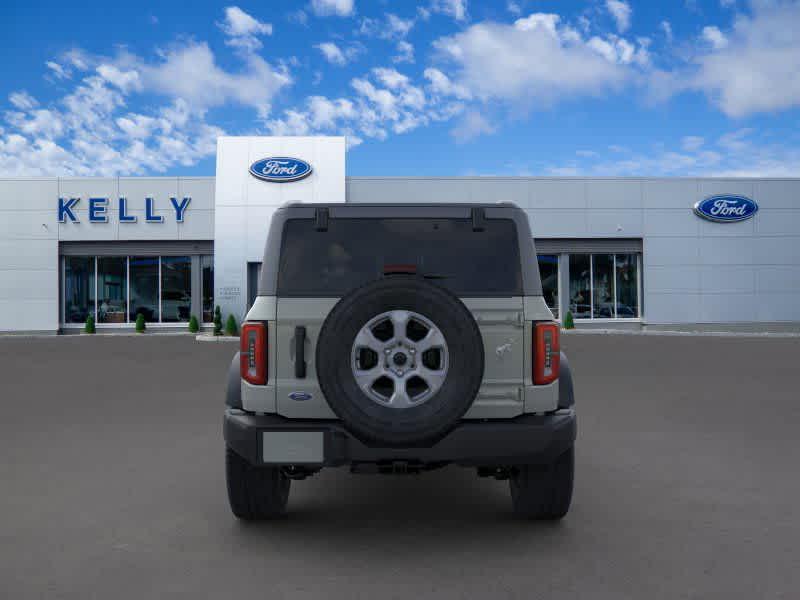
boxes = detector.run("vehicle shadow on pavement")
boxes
[224,466,576,556]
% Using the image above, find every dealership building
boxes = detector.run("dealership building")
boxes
[1,136,798,334]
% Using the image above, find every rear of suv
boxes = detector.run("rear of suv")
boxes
[224,203,576,520]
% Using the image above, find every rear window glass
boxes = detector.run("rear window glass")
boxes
[277,217,522,296]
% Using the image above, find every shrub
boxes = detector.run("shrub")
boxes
[213,306,222,336]
[135,313,146,333]
[225,314,238,337]
[188,315,199,333]
[84,315,95,334]
[563,311,575,330]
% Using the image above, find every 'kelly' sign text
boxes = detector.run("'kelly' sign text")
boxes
[58,197,191,224]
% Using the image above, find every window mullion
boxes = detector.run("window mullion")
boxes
[158,256,162,323]
[588,254,591,320]
[94,257,98,323]
[637,253,642,319]
[612,254,618,320]
[126,256,130,323]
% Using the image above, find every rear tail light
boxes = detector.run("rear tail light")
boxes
[240,322,267,385]
[533,322,560,385]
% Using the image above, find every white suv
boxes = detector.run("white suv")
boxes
[224,203,576,520]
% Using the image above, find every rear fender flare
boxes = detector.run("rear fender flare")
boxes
[558,351,575,409]
[226,352,242,409]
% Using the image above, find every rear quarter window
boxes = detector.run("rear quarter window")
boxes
[276,217,522,297]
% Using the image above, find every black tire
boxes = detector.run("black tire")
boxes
[315,277,484,447]
[510,447,574,520]
[226,447,290,520]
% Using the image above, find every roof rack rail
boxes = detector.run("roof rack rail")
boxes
[315,207,329,231]
[471,207,486,231]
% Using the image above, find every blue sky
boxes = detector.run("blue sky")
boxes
[1,0,798,177]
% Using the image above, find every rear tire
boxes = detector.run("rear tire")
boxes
[510,447,574,520]
[226,447,290,520]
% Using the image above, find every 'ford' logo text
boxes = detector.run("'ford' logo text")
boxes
[693,195,758,223]
[288,391,312,401]
[249,157,312,182]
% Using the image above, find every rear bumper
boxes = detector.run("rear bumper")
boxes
[224,409,576,467]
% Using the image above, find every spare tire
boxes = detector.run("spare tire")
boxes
[316,277,484,447]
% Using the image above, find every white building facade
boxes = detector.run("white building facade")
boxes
[0,136,798,333]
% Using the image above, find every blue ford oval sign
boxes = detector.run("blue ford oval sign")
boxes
[693,195,758,223]
[288,391,312,402]
[249,157,312,182]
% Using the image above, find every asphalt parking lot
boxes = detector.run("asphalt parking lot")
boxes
[1,333,799,599]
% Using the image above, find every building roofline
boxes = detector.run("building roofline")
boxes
[1,175,799,181]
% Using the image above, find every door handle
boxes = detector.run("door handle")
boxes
[294,326,306,378]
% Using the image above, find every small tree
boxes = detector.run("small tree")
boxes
[135,313,146,333]
[563,311,575,330]
[188,315,199,333]
[213,306,223,336]
[84,314,95,334]
[225,314,238,337]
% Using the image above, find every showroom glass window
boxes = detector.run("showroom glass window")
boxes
[615,254,640,318]
[569,253,640,319]
[129,256,159,322]
[536,255,559,319]
[201,255,214,323]
[592,254,614,318]
[64,256,95,324]
[97,257,127,323]
[568,254,592,319]
[161,256,191,322]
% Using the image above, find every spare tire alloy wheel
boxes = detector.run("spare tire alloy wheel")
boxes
[316,278,484,447]
[352,310,449,409]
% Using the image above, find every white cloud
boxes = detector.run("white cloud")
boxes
[451,110,496,142]
[45,61,71,80]
[386,14,414,38]
[690,2,800,116]
[351,78,399,119]
[507,1,522,16]
[288,10,308,25]
[315,42,347,66]
[701,25,728,49]
[9,91,38,111]
[314,42,363,66]
[432,13,639,107]
[310,0,354,17]
[423,67,472,100]
[115,114,159,139]
[6,108,64,139]
[0,36,289,175]
[393,41,415,63]
[96,64,142,93]
[546,128,800,177]
[218,6,272,51]
[681,135,704,152]
[587,34,649,66]
[359,13,415,40]
[430,0,468,21]
[372,67,410,90]
[266,66,463,145]
[660,20,673,43]
[139,42,290,116]
[606,0,632,33]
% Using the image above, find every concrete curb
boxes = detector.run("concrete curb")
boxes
[562,328,800,338]
[195,335,239,342]
[1,331,199,339]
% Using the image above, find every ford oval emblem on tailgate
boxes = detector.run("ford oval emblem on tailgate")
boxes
[693,195,758,223]
[288,391,313,401]
[249,157,313,183]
